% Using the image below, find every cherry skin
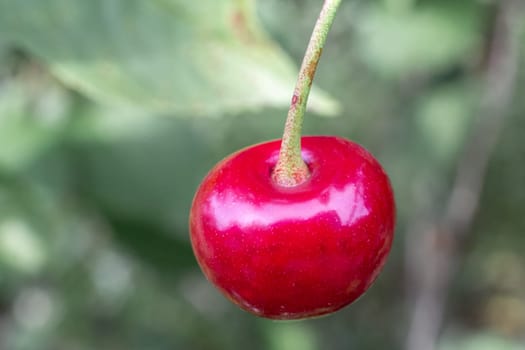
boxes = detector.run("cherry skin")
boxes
[189,136,395,320]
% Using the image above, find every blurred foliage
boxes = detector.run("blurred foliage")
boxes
[0,0,338,116]
[0,0,524,349]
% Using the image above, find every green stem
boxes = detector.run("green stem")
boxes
[272,0,342,187]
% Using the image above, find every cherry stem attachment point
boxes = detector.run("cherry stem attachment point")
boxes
[272,0,342,187]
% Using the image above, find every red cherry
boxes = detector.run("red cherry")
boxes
[189,136,395,320]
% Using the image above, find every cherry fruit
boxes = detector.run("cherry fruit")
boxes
[190,136,395,319]
[189,0,395,319]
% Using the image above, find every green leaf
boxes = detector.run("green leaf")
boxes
[0,0,339,116]
[0,179,57,278]
[0,216,46,274]
[266,323,317,350]
[440,332,525,350]
[0,78,69,172]
[415,84,476,162]
[357,2,481,76]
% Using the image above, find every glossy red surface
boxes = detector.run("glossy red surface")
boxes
[189,136,395,319]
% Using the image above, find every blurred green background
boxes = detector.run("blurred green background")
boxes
[0,0,524,349]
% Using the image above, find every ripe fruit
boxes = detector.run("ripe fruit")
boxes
[189,0,395,320]
[190,136,395,319]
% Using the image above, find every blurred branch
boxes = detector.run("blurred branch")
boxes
[405,1,522,350]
